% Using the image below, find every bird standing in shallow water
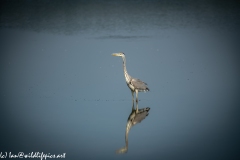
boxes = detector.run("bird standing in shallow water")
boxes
[112,52,149,112]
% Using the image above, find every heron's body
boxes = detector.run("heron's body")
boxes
[112,52,149,112]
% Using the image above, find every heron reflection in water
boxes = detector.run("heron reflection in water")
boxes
[112,52,149,112]
[116,102,150,154]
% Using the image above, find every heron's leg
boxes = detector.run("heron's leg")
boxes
[131,90,134,103]
[132,99,135,110]
[135,90,139,113]
[135,90,138,103]
[136,100,139,113]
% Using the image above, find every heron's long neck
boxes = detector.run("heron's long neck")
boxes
[122,56,131,83]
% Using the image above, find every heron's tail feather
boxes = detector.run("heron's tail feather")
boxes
[143,87,149,92]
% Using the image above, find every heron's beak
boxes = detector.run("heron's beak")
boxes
[112,53,120,56]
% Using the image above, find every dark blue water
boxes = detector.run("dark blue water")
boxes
[1,0,240,160]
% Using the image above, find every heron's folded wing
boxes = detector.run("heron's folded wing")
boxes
[131,78,149,91]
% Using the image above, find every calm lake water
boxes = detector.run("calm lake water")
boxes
[1,0,240,160]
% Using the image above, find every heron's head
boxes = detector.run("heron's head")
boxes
[112,52,125,57]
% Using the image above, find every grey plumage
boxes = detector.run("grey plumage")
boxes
[130,78,149,92]
[112,52,149,112]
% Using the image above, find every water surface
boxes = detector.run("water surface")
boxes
[1,0,240,160]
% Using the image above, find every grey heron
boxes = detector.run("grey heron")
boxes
[112,52,149,110]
